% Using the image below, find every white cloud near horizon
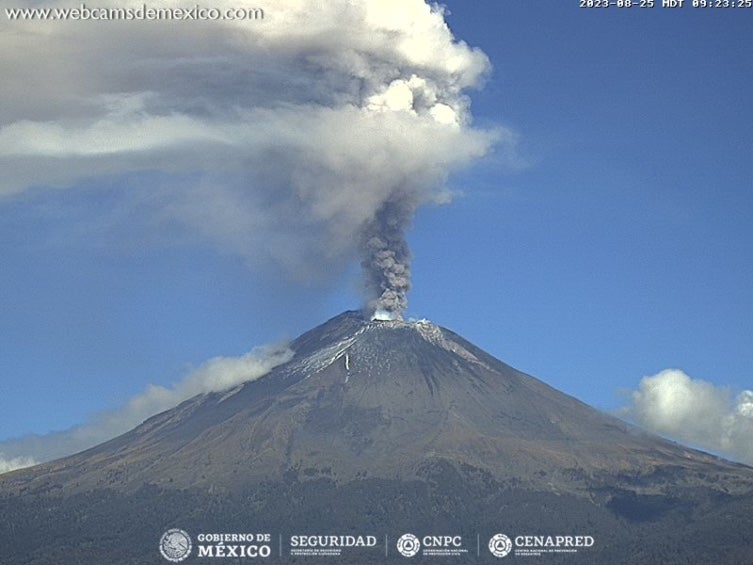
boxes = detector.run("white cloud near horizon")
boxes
[622,369,753,465]
[0,344,293,473]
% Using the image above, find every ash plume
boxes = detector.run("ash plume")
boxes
[0,0,505,309]
[361,199,414,320]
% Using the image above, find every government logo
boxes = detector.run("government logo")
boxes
[396,533,420,557]
[488,533,512,558]
[159,528,192,562]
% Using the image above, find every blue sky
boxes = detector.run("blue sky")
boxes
[0,1,751,464]
[420,1,752,397]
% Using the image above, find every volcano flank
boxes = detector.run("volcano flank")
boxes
[2,311,752,563]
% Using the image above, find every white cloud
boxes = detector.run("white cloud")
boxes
[623,369,753,465]
[0,344,293,471]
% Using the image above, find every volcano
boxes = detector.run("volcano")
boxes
[2,311,752,563]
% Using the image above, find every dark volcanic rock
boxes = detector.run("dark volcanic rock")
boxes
[1,311,752,563]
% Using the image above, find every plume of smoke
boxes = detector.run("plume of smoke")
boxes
[361,199,414,320]
[0,345,292,470]
[622,369,753,465]
[0,0,504,313]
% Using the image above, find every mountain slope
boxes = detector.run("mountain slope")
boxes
[1,311,752,563]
